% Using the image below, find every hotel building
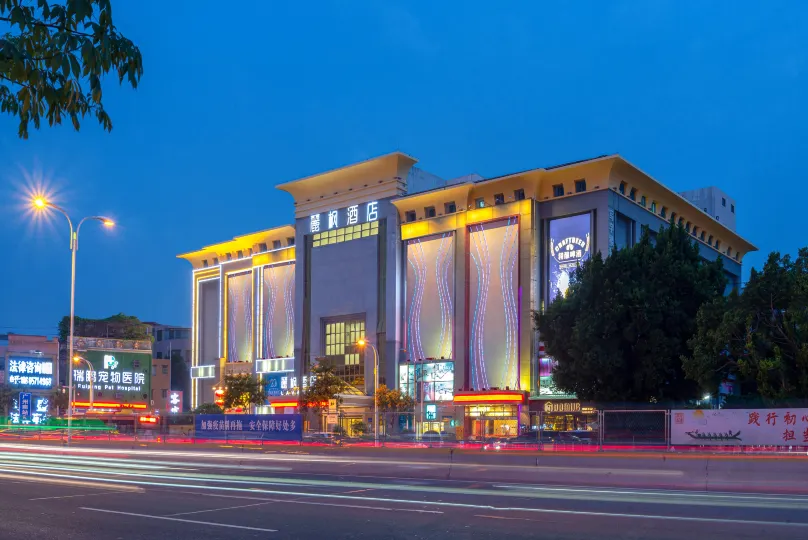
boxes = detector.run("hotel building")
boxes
[179,152,755,438]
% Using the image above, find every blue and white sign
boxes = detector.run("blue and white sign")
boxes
[19,392,32,419]
[7,357,54,389]
[264,374,284,397]
[195,414,303,441]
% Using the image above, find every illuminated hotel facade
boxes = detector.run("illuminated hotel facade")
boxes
[179,152,755,437]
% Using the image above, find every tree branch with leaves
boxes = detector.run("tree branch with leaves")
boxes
[1,0,142,138]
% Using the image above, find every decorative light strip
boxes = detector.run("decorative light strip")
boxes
[71,401,148,409]
[269,401,299,408]
[453,393,524,404]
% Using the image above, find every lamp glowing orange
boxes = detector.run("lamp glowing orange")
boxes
[33,197,46,209]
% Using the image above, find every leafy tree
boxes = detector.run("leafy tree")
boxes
[192,403,223,415]
[301,360,347,414]
[536,223,726,402]
[221,374,266,411]
[1,0,142,138]
[685,249,808,400]
[375,384,414,412]
[58,313,151,342]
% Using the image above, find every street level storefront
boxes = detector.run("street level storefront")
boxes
[180,152,755,431]
[453,390,526,439]
[529,400,598,433]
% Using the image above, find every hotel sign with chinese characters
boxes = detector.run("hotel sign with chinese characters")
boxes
[309,201,378,233]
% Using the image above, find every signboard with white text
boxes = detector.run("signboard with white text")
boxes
[671,408,808,446]
[308,201,378,233]
[195,414,302,441]
[7,357,54,389]
[548,213,591,302]
[73,350,151,403]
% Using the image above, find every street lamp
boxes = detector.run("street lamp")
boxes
[73,355,95,411]
[32,197,114,445]
[356,338,379,447]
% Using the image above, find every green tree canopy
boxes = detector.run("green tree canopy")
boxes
[536,223,726,403]
[375,384,415,412]
[301,360,347,413]
[192,403,223,415]
[685,248,808,400]
[221,374,266,411]
[1,0,142,138]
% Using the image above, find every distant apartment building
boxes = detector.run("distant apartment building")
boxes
[144,323,191,364]
[679,186,736,232]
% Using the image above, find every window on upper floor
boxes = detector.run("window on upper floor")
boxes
[640,195,647,207]
[475,197,485,208]
[237,250,244,259]
[424,206,436,218]
[445,201,457,214]
[272,240,281,249]
[553,184,564,198]
[574,179,587,193]
[660,207,667,218]
[685,222,691,233]
[404,210,416,223]
[708,235,714,245]
[678,217,685,227]
[259,243,267,252]
[629,188,637,201]
[700,231,706,241]
[731,204,735,214]
[156,352,163,359]
[715,240,721,250]
[692,226,699,237]
[670,212,677,223]
[619,182,626,195]
[494,193,505,205]
[650,202,657,213]
[722,197,727,207]
[287,237,295,246]
[727,246,732,257]
[514,188,525,201]
[156,330,163,342]
[735,252,741,260]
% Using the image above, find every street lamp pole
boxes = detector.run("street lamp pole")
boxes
[33,198,113,445]
[73,355,95,411]
[357,338,379,447]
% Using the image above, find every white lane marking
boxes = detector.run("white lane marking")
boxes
[342,488,375,494]
[80,507,277,532]
[30,491,135,501]
[167,501,273,516]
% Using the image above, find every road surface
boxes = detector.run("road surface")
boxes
[0,442,807,539]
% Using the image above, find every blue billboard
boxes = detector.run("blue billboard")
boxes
[264,373,284,397]
[195,414,302,441]
[548,213,591,303]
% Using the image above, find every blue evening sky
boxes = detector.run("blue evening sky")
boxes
[1,1,806,335]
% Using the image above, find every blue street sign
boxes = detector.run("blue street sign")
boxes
[19,392,32,419]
